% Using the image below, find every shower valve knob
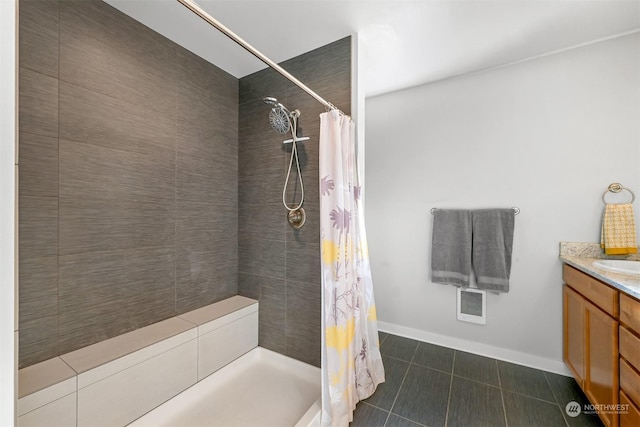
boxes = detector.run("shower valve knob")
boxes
[287,208,306,229]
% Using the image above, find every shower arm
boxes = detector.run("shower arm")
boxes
[176,0,340,112]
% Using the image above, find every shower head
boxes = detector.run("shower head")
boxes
[269,108,290,134]
[263,97,279,107]
[263,96,292,134]
[263,97,291,116]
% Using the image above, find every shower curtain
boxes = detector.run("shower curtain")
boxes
[319,110,385,426]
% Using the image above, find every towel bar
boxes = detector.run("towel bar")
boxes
[430,207,520,215]
[602,183,635,204]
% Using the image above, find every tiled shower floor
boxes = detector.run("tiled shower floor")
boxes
[351,333,604,427]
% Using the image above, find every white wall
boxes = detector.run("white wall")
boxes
[365,34,640,373]
[0,0,16,424]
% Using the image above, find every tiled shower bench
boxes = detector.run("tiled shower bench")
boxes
[18,296,258,427]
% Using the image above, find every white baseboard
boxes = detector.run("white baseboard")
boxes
[377,321,572,377]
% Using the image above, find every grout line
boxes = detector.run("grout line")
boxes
[358,400,382,410]
[391,413,429,427]
[502,388,566,406]
[379,332,389,347]
[543,372,571,427]
[444,350,456,427]
[497,358,509,427]
[382,356,412,427]
[558,404,572,427]
[359,400,391,415]
[409,342,419,364]
[449,372,502,389]
[237,269,286,282]
[283,143,288,356]
[173,76,177,318]
[56,0,61,367]
[543,371,560,404]
[378,342,419,365]
[357,400,391,423]
[362,399,429,427]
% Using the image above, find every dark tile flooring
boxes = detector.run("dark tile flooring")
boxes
[351,333,604,427]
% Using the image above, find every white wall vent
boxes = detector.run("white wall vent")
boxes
[457,288,486,325]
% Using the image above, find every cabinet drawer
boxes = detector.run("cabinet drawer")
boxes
[620,325,640,373]
[620,358,640,409]
[563,265,618,317]
[620,390,640,427]
[620,294,640,334]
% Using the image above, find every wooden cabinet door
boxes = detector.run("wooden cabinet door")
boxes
[620,390,640,427]
[585,299,619,427]
[564,285,585,387]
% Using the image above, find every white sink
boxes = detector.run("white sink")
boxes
[593,260,640,275]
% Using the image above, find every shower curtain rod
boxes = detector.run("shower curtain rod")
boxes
[176,0,339,112]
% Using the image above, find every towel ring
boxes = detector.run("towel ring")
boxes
[602,182,635,204]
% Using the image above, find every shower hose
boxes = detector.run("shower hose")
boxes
[283,114,304,211]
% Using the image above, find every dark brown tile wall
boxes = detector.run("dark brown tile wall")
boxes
[238,37,351,367]
[18,0,238,367]
[19,0,350,369]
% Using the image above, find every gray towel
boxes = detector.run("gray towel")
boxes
[472,209,515,293]
[431,209,472,286]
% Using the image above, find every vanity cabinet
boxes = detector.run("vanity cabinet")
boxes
[563,264,619,427]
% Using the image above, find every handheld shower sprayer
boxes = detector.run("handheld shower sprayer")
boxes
[262,96,307,228]
[263,97,292,134]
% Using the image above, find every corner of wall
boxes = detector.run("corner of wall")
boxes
[0,0,17,424]
[351,32,366,204]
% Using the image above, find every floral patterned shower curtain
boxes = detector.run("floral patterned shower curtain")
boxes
[319,110,385,426]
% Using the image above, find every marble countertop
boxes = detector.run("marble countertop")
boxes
[560,255,640,300]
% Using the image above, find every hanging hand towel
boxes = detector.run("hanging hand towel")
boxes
[601,203,638,255]
[471,209,514,293]
[431,209,472,287]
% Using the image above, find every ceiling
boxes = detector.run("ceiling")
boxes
[104,0,640,98]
